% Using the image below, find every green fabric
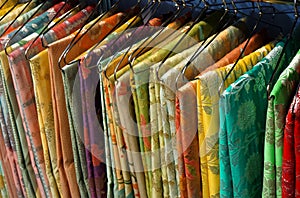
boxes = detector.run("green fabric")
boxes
[219,36,300,198]
[262,49,300,197]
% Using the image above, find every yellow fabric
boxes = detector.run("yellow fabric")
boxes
[196,42,275,197]
[29,49,61,198]
[0,4,23,17]
[0,1,38,26]
[107,22,193,82]
[0,0,18,9]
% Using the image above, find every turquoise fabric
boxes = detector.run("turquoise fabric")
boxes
[219,37,300,197]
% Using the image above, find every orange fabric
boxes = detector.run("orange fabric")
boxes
[200,31,268,75]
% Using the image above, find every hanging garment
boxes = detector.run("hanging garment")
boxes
[195,41,274,198]
[282,87,298,198]
[77,15,163,198]
[0,1,53,36]
[30,6,94,198]
[0,121,17,198]
[45,10,116,198]
[5,2,79,197]
[62,62,90,198]
[77,15,146,198]
[0,79,25,197]
[48,11,134,198]
[263,49,300,198]
[174,31,269,198]
[157,18,248,198]
[0,50,41,198]
[0,1,72,50]
[126,11,228,198]
[219,34,300,197]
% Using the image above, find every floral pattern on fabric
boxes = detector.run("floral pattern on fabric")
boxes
[263,49,300,198]
[196,42,273,198]
[219,38,299,198]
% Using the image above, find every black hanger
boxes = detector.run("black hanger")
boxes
[109,0,192,82]
[153,0,209,82]
[83,0,158,70]
[0,0,9,10]
[24,0,81,60]
[267,0,298,100]
[111,0,196,82]
[57,0,122,69]
[3,0,52,55]
[126,0,191,73]
[0,0,36,32]
[40,3,83,48]
[216,1,263,96]
[174,0,237,90]
[108,0,181,81]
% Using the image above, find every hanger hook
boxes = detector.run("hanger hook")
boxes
[267,0,298,100]
[218,1,263,97]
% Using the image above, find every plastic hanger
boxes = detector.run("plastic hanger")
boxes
[24,0,81,60]
[84,0,157,70]
[267,0,298,100]
[3,0,52,55]
[109,0,191,82]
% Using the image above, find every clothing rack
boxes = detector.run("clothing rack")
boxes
[0,0,298,198]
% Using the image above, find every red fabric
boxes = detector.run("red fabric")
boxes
[282,87,300,198]
[294,88,300,197]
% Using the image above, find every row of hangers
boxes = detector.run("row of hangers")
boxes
[0,0,298,100]
[92,0,299,101]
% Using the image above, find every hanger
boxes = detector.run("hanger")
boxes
[102,0,162,81]
[3,0,51,55]
[109,0,192,82]
[59,0,160,72]
[57,0,124,69]
[0,0,9,10]
[151,0,208,83]
[0,0,26,24]
[174,0,238,90]
[24,0,81,60]
[40,2,83,48]
[0,0,35,31]
[215,1,263,96]
[126,0,189,67]
[266,0,298,100]
[108,0,183,81]
[83,0,158,70]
